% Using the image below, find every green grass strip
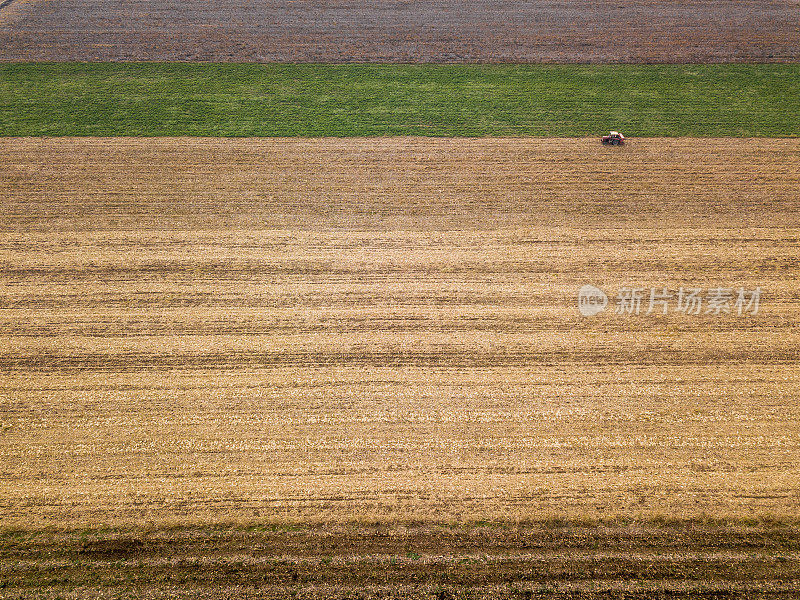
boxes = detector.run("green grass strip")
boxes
[1,63,798,137]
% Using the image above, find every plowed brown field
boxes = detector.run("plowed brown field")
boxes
[1,0,799,62]
[0,138,799,529]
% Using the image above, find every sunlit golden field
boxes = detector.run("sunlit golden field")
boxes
[1,137,799,530]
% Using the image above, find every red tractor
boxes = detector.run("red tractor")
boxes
[601,131,625,145]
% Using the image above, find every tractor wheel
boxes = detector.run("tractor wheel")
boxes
[611,139,618,146]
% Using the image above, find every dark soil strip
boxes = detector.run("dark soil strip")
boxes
[0,0,799,62]
[2,521,799,598]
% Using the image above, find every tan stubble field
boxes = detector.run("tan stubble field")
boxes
[0,137,799,528]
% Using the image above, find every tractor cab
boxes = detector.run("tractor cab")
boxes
[601,131,625,145]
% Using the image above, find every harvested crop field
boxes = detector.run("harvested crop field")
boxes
[1,136,799,531]
[1,0,800,63]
